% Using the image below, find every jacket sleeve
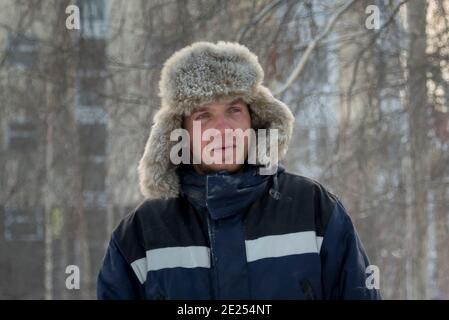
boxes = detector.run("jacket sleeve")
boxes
[97,234,144,300]
[320,200,381,300]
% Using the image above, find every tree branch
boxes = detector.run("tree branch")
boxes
[273,0,357,96]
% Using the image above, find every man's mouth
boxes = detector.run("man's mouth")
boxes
[213,145,235,152]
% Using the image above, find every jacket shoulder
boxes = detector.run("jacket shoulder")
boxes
[278,171,340,235]
[279,171,339,201]
[112,197,182,263]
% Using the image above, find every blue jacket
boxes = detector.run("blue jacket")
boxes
[97,168,381,300]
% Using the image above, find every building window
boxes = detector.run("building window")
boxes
[3,206,44,241]
[5,33,38,69]
[82,158,106,191]
[317,125,329,159]
[78,123,107,191]
[78,0,106,39]
[78,123,106,157]
[78,39,106,70]
[79,0,105,21]
[77,73,106,107]
[83,190,107,208]
[7,120,37,152]
[75,70,107,124]
[74,105,107,124]
[298,127,311,165]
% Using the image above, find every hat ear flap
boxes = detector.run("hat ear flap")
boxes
[138,108,182,199]
[245,86,295,164]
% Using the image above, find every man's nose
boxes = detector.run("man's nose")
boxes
[214,116,232,134]
[210,116,234,146]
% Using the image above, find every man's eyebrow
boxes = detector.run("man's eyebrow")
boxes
[192,99,244,114]
[227,98,244,106]
[192,107,209,114]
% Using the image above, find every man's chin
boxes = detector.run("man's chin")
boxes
[194,163,244,175]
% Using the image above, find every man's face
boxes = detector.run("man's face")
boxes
[183,98,252,174]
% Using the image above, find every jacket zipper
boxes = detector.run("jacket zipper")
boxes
[299,279,316,300]
[205,210,220,299]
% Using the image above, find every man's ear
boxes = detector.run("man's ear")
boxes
[181,115,188,129]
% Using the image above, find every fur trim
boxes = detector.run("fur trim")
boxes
[138,41,294,199]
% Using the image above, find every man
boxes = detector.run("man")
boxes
[97,41,381,299]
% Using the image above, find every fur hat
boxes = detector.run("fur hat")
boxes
[138,41,295,199]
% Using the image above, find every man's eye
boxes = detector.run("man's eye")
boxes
[230,106,241,113]
[195,113,209,120]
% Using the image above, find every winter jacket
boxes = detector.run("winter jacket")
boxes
[97,166,381,300]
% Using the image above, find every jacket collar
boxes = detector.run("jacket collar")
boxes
[179,164,284,220]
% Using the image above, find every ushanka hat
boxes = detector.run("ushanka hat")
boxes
[138,41,295,199]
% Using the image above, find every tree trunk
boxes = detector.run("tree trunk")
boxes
[44,0,92,299]
[406,0,430,300]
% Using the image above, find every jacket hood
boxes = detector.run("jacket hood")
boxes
[138,41,295,199]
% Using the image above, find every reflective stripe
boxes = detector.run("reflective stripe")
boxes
[316,236,324,252]
[245,231,323,263]
[147,246,211,271]
[130,233,324,284]
[130,246,211,284]
[130,258,147,284]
